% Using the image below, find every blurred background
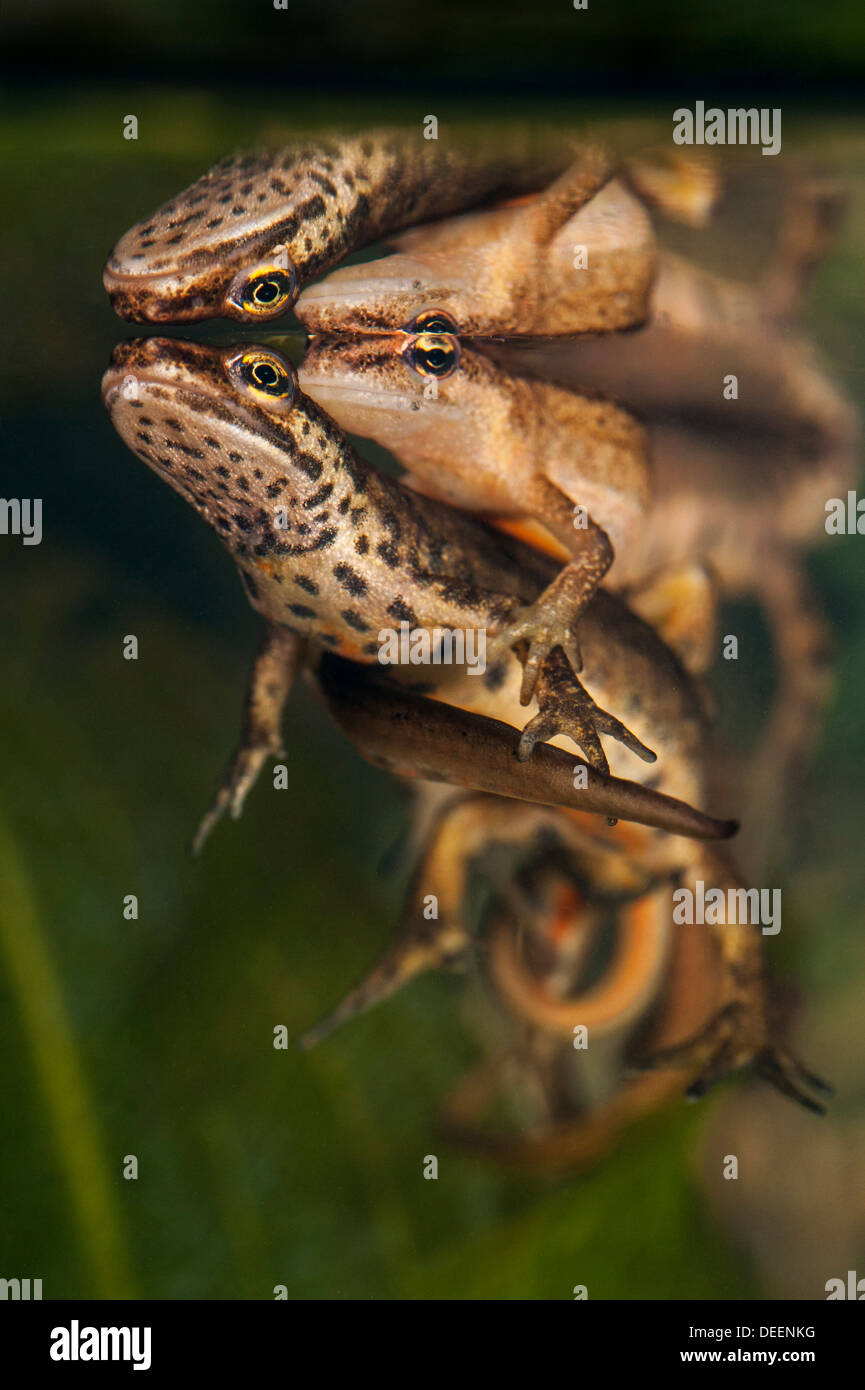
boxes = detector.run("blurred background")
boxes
[1,0,864,1299]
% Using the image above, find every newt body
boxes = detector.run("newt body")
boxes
[300,332,651,692]
[299,333,649,559]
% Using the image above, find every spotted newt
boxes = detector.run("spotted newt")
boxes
[103,129,597,324]
[102,336,674,781]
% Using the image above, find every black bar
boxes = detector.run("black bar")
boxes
[1,1299,860,1375]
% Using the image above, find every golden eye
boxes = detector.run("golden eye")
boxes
[236,266,297,318]
[409,308,459,335]
[403,332,460,380]
[234,349,296,401]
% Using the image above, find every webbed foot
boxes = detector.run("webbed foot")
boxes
[488,526,614,705]
[516,648,656,774]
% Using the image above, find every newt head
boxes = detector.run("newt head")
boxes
[298,331,553,518]
[103,149,304,324]
[298,330,464,435]
[298,332,649,550]
[101,336,351,562]
[295,247,471,337]
[294,197,517,336]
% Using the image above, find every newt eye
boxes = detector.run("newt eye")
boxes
[402,332,460,380]
[228,348,296,403]
[409,309,459,335]
[229,263,298,319]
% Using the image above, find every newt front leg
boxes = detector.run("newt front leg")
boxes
[486,477,615,703]
[192,623,303,853]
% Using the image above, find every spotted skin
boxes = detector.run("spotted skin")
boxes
[104,130,573,323]
[104,338,533,649]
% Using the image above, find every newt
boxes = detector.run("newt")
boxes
[298,328,651,699]
[293,148,721,337]
[103,129,599,324]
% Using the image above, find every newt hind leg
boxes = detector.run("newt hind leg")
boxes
[753,1046,834,1115]
[298,794,494,1048]
[631,851,833,1114]
[636,1000,833,1115]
